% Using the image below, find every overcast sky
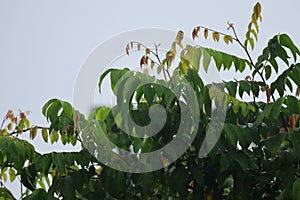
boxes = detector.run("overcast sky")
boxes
[1,0,300,197]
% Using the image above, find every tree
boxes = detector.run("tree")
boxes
[1,2,300,199]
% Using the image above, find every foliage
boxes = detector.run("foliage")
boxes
[1,2,300,199]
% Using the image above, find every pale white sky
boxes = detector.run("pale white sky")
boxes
[1,0,300,197]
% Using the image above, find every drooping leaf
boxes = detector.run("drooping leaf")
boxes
[98,68,130,94]
[30,127,38,140]
[42,128,48,143]
[279,33,300,62]
[212,32,220,42]
[204,28,209,39]
[50,130,59,144]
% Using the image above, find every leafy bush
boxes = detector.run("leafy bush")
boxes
[1,2,300,200]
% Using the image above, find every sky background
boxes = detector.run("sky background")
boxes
[1,0,300,197]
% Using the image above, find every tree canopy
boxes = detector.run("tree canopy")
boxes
[1,2,300,200]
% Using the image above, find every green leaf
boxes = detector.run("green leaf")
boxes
[0,188,15,200]
[268,36,290,66]
[98,68,116,93]
[60,133,68,145]
[38,179,46,189]
[270,67,291,96]
[249,37,255,50]
[223,124,237,147]
[238,80,251,98]
[23,188,57,200]
[291,133,300,161]
[232,151,248,172]
[50,130,59,144]
[293,179,300,199]
[101,167,125,198]
[69,136,77,146]
[265,65,272,80]
[286,95,300,114]
[8,168,16,182]
[34,154,53,175]
[98,68,130,94]
[143,84,154,105]
[225,81,237,97]
[220,154,232,173]
[244,39,248,50]
[52,153,67,174]
[42,98,57,117]
[42,128,48,143]
[21,165,37,191]
[42,99,61,122]
[202,49,211,72]
[289,63,300,87]
[96,106,111,121]
[211,50,222,70]
[138,173,155,196]
[60,101,72,117]
[266,133,285,155]
[192,47,202,70]
[221,52,233,70]
[279,33,300,62]
[250,29,258,41]
[170,165,188,198]
[269,97,285,119]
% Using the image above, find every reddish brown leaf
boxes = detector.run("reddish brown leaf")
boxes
[140,55,147,68]
[204,28,209,39]
[126,44,130,56]
[192,28,199,40]
[145,48,151,55]
[62,125,71,133]
[20,112,26,120]
[5,110,14,120]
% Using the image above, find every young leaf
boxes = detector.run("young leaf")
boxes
[157,65,163,75]
[60,133,68,145]
[9,168,16,182]
[145,48,151,55]
[137,43,141,51]
[204,28,208,39]
[192,27,199,39]
[250,29,258,41]
[249,38,255,50]
[223,35,233,44]
[30,126,38,140]
[50,130,59,144]
[253,2,262,19]
[212,32,220,42]
[24,119,30,129]
[175,30,184,48]
[42,128,48,143]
